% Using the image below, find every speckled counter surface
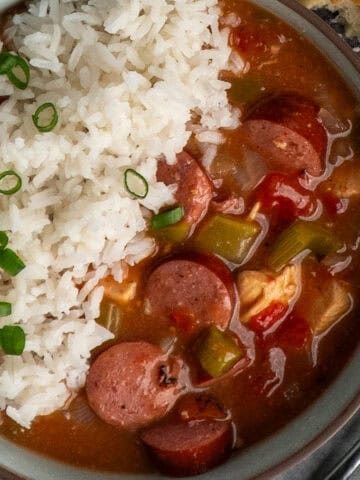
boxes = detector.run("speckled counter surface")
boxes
[313,7,360,52]
[277,6,360,480]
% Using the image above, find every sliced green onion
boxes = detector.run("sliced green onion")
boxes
[0,52,18,75]
[6,55,30,90]
[151,206,184,230]
[0,232,9,250]
[0,325,25,355]
[0,302,11,317]
[0,248,25,276]
[269,221,342,271]
[0,170,22,195]
[32,103,58,132]
[124,168,149,199]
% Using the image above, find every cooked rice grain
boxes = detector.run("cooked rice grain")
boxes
[0,0,239,427]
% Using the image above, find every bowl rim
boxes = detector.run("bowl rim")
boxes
[252,392,360,480]
[0,1,359,480]
[279,0,360,71]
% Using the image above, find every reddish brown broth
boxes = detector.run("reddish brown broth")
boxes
[1,0,360,475]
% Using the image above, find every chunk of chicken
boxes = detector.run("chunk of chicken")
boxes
[237,264,301,324]
[322,161,360,199]
[297,272,352,334]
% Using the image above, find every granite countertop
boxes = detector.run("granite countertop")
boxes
[277,5,360,480]
[314,7,360,52]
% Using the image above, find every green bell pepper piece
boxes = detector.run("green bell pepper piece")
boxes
[197,326,243,378]
[194,214,260,263]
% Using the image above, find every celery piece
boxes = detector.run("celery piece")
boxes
[197,326,243,378]
[269,221,342,271]
[96,302,121,338]
[153,220,190,244]
[194,214,260,263]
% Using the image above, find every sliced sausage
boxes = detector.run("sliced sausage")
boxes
[241,94,327,176]
[86,342,186,430]
[157,151,213,224]
[144,256,234,332]
[141,420,233,476]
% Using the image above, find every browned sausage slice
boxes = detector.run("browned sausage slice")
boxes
[157,151,213,224]
[141,420,233,476]
[242,94,327,176]
[144,257,234,332]
[86,342,185,430]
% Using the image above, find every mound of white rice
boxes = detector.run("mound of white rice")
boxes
[0,0,239,428]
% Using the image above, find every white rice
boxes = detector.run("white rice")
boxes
[0,0,239,428]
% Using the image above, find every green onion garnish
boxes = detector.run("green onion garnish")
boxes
[0,52,18,75]
[0,170,22,195]
[0,325,25,355]
[32,102,58,132]
[0,231,9,249]
[0,248,25,276]
[5,55,30,90]
[151,206,184,230]
[0,302,11,317]
[124,168,149,199]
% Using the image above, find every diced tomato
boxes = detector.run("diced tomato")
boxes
[169,309,196,333]
[256,173,317,223]
[278,314,311,350]
[249,301,287,334]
